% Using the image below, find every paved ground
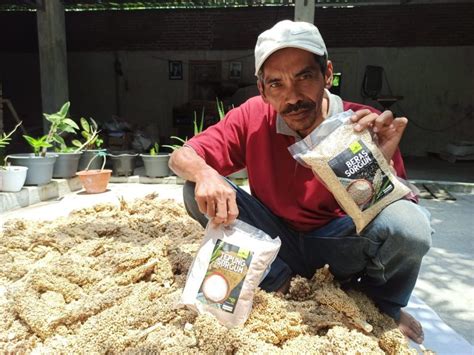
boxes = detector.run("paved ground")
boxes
[1,183,473,351]
[415,192,474,345]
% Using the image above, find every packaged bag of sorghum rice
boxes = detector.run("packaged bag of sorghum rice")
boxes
[181,220,281,328]
[288,110,411,234]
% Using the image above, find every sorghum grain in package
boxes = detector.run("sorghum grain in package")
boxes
[181,220,281,328]
[289,110,411,234]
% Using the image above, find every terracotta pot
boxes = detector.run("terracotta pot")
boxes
[76,169,112,193]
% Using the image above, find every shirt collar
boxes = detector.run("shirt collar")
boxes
[276,89,344,138]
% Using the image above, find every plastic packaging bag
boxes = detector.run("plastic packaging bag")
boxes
[181,220,281,328]
[289,110,411,234]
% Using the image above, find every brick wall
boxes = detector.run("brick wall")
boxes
[1,3,473,52]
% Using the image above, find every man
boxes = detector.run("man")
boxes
[169,20,432,344]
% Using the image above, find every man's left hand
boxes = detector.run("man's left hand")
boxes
[351,109,408,162]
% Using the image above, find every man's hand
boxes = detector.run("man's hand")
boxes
[351,109,408,162]
[169,146,239,225]
[194,170,239,226]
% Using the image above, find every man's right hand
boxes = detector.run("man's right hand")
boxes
[169,146,239,226]
[194,170,239,226]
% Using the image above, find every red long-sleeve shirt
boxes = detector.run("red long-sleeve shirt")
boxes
[186,95,407,232]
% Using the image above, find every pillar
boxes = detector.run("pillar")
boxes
[294,0,315,24]
[36,0,69,133]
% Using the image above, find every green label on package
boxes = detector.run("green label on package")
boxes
[328,140,394,211]
[197,239,253,313]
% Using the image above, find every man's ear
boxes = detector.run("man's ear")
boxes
[257,80,269,103]
[324,60,334,89]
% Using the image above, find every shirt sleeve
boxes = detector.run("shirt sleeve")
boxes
[185,103,248,176]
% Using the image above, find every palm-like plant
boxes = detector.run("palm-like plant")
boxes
[163,107,205,151]
[0,121,22,149]
[216,97,225,120]
[149,142,160,155]
[0,121,22,167]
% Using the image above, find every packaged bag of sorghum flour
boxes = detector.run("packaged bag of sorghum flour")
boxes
[288,110,411,234]
[181,220,281,328]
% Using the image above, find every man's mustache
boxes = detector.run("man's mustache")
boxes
[281,100,316,115]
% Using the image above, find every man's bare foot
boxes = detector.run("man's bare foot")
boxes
[398,309,424,344]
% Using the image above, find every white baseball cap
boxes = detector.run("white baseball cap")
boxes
[254,20,328,76]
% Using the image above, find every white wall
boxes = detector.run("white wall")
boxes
[67,49,256,143]
[2,46,473,155]
[330,46,474,155]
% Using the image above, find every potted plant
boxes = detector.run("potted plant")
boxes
[162,108,204,152]
[76,150,112,193]
[108,150,138,177]
[8,135,57,186]
[44,102,84,178]
[0,122,28,192]
[7,102,81,185]
[72,117,106,171]
[140,142,171,178]
[217,98,247,179]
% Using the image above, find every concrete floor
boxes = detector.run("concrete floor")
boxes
[415,192,474,346]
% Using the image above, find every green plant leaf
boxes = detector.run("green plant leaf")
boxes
[150,142,159,155]
[23,135,52,155]
[43,113,52,122]
[59,101,70,118]
[216,97,225,120]
[62,118,79,130]
[71,139,82,148]
[59,126,75,134]
[46,113,62,123]
[53,135,66,146]
[23,135,38,147]
[89,117,98,131]
[80,117,90,132]
[0,121,22,150]
[170,136,187,145]
[193,108,205,136]
[95,137,103,148]
[162,144,180,151]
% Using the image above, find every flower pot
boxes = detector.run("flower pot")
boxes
[140,153,171,177]
[53,152,83,178]
[78,149,107,171]
[7,153,58,185]
[76,169,112,194]
[109,152,138,177]
[0,166,28,192]
[228,168,248,179]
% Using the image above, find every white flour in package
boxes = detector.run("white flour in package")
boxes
[181,220,281,328]
[289,110,411,234]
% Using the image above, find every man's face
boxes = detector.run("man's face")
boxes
[258,47,331,137]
